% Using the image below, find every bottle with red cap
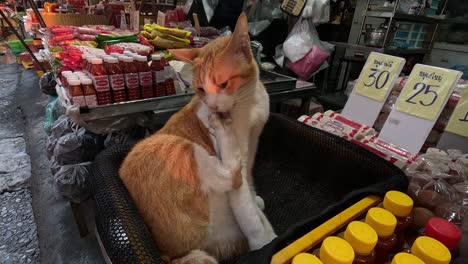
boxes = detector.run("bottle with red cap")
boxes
[163,57,176,95]
[122,56,141,101]
[90,58,112,105]
[81,78,97,107]
[69,79,86,108]
[424,217,462,257]
[106,57,127,103]
[136,56,154,99]
[150,54,166,97]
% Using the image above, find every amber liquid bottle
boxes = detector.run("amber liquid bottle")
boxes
[344,221,378,264]
[382,191,414,251]
[365,208,398,264]
[90,58,112,105]
[150,54,167,97]
[106,57,127,103]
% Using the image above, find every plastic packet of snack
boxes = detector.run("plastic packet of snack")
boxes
[298,114,349,138]
[324,110,376,140]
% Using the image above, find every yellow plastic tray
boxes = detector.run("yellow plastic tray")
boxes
[271,195,382,264]
[21,61,34,69]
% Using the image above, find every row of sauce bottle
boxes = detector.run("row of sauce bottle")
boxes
[63,51,177,107]
[292,190,461,264]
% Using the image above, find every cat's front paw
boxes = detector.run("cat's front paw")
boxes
[248,229,277,251]
[255,195,265,211]
[208,114,224,133]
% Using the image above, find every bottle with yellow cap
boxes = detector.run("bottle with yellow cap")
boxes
[365,207,398,264]
[320,236,355,264]
[292,253,323,264]
[344,221,378,264]
[383,191,414,250]
[391,252,425,264]
[411,236,451,264]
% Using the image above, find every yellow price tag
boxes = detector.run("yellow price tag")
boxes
[445,88,468,138]
[353,52,405,102]
[395,64,461,121]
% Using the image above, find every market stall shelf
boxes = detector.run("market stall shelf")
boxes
[56,70,315,122]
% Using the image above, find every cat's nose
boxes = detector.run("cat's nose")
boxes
[209,105,218,111]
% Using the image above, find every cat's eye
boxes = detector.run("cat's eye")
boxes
[197,87,205,95]
[219,81,228,89]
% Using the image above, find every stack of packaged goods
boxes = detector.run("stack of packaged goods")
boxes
[298,110,415,169]
[141,24,192,49]
[406,148,468,227]
[59,49,176,108]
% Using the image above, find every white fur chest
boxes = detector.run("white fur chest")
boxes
[231,82,269,156]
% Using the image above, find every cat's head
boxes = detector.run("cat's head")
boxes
[169,13,257,119]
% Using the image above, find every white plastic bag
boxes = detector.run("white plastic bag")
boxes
[302,0,330,24]
[202,0,219,23]
[283,18,334,78]
[244,0,282,36]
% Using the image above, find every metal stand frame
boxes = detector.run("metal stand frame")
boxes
[0,8,46,72]
[26,0,46,28]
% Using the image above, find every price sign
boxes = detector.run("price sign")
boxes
[342,52,405,127]
[379,64,461,154]
[445,88,468,138]
[395,64,461,121]
[353,52,405,102]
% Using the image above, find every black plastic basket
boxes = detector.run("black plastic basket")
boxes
[91,113,408,264]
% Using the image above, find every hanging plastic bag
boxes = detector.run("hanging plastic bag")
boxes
[287,45,330,79]
[284,18,334,79]
[283,18,333,62]
[40,72,57,96]
[273,44,284,67]
[244,0,282,36]
[202,0,219,23]
[302,0,330,24]
[54,162,92,202]
[53,127,103,165]
[43,97,59,135]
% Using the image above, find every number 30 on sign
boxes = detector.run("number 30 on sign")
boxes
[395,64,462,121]
[353,52,405,102]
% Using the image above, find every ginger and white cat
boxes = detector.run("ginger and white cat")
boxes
[119,13,276,264]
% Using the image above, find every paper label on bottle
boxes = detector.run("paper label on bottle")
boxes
[156,71,165,83]
[73,96,86,107]
[93,75,110,92]
[125,73,139,88]
[164,66,173,79]
[139,71,153,86]
[110,74,125,90]
[445,88,468,138]
[84,94,98,107]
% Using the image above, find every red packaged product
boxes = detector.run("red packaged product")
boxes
[150,54,166,97]
[81,78,97,108]
[164,58,176,95]
[136,56,154,99]
[69,79,86,107]
[90,58,112,105]
[106,57,127,103]
[122,56,141,101]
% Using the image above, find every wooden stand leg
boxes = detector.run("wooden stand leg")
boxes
[70,201,89,238]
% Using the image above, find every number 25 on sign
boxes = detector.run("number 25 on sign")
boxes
[353,52,405,102]
[395,64,462,121]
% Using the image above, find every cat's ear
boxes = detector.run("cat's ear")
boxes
[223,12,252,61]
[168,48,199,63]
